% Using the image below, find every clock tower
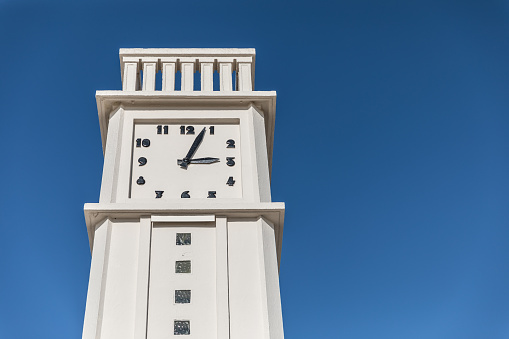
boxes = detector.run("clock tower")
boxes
[82,48,285,339]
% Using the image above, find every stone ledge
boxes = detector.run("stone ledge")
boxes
[84,201,285,264]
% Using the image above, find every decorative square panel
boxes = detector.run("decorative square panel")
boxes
[175,260,191,273]
[176,233,191,245]
[174,320,190,335]
[175,290,191,304]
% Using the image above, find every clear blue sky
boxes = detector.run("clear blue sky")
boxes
[1,0,509,338]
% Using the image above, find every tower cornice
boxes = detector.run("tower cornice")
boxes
[84,201,285,267]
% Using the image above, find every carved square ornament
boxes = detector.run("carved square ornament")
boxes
[174,320,190,335]
[175,260,191,273]
[175,290,191,303]
[176,233,191,245]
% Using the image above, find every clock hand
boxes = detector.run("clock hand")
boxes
[180,127,206,169]
[177,157,220,165]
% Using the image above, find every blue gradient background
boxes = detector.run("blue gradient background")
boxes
[1,0,509,338]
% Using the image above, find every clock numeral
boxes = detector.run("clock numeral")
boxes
[155,191,164,198]
[180,126,195,135]
[136,176,145,185]
[207,191,217,198]
[226,176,235,186]
[209,126,215,135]
[226,157,235,167]
[226,139,235,148]
[157,125,169,134]
[181,191,191,198]
[138,157,147,166]
[136,138,151,147]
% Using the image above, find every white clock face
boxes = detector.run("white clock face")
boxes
[130,122,242,200]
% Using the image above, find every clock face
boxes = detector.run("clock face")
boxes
[130,122,242,200]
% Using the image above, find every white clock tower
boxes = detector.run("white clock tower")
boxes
[82,48,285,339]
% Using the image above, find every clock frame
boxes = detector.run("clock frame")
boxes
[130,120,242,200]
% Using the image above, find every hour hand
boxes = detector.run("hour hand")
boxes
[178,157,219,166]
[179,127,207,169]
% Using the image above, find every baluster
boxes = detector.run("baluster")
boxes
[200,62,214,92]
[181,62,195,91]
[142,61,157,91]
[122,62,140,91]
[219,62,233,91]
[161,61,176,91]
[237,62,252,91]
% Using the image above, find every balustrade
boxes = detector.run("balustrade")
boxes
[119,48,255,92]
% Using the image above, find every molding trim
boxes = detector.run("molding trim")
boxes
[151,215,216,223]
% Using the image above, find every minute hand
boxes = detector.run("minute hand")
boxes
[177,157,219,165]
[180,127,206,169]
